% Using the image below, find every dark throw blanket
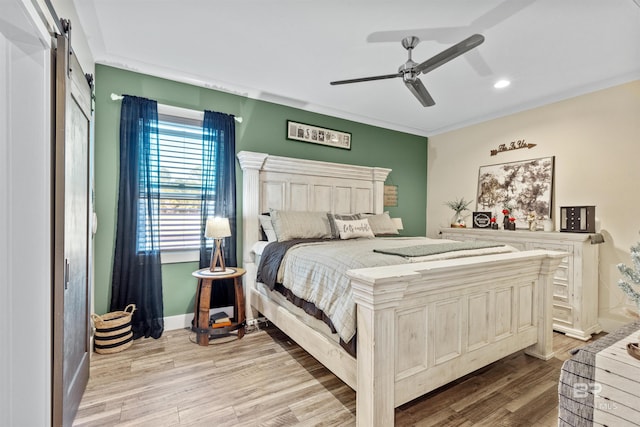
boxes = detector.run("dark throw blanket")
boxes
[256,238,357,356]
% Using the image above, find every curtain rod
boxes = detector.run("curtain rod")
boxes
[110,93,243,123]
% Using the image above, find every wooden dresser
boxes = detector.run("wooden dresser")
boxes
[440,228,603,340]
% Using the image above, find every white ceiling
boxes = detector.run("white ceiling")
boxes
[73,0,640,137]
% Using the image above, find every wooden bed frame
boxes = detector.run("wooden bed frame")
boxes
[237,151,565,426]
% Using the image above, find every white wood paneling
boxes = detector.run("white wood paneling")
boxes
[434,299,462,364]
[441,228,602,340]
[313,185,332,212]
[395,307,428,378]
[518,284,534,330]
[495,288,513,338]
[335,186,351,213]
[468,293,490,350]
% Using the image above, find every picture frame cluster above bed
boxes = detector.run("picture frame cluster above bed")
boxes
[286,120,352,150]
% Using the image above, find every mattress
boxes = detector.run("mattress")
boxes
[253,237,514,344]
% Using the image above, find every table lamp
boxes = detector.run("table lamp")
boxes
[205,217,231,272]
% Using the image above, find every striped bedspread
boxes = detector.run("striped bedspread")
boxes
[558,320,640,426]
[274,237,512,343]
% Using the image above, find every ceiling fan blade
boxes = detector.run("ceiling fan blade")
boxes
[414,34,485,75]
[404,78,435,107]
[330,72,402,85]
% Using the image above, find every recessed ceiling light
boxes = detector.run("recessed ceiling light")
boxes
[494,79,511,89]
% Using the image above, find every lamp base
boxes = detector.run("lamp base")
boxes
[210,238,227,272]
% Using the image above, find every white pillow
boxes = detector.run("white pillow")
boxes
[334,218,375,239]
[270,210,332,241]
[258,214,277,242]
[327,212,362,239]
[360,212,399,235]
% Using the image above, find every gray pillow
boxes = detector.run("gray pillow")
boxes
[270,210,332,241]
[360,212,399,235]
[327,213,362,239]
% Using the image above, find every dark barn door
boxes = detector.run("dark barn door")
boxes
[52,29,92,427]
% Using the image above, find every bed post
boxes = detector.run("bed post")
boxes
[237,151,268,322]
[525,253,565,360]
[372,167,390,214]
[351,275,413,427]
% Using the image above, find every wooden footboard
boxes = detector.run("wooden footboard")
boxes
[245,249,564,426]
[348,250,565,426]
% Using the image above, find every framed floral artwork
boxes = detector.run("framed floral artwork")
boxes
[476,156,554,229]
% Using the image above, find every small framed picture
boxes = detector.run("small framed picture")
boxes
[472,212,492,228]
[287,120,351,150]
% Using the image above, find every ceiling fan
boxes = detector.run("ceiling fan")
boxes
[330,34,485,107]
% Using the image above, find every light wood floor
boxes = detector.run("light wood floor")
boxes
[73,324,600,427]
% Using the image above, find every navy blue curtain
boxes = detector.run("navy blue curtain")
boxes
[199,110,237,308]
[111,95,164,339]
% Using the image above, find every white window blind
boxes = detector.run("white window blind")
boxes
[155,112,210,252]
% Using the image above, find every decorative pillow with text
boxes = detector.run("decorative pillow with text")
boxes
[334,218,375,239]
[327,212,362,239]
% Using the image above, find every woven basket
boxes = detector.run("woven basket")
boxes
[91,304,136,354]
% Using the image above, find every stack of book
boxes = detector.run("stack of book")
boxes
[210,312,231,328]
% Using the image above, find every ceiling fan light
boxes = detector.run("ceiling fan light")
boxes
[494,79,511,89]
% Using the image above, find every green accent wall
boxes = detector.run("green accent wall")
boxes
[94,64,427,317]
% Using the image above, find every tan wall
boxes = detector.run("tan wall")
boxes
[427,80,640,329]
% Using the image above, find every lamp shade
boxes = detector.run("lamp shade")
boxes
[391,217,404,230]
[205,217,231,238]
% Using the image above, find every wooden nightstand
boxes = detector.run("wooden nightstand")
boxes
[191,267,246,346]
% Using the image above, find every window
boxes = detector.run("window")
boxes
[152,106,211,260]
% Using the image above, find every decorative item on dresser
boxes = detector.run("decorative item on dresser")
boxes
[440,227,604,340]
[560,206,596,233]
[472,211,491,229]
[445,197,472,228]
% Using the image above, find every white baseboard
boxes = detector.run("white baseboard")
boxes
[164,306,234,331]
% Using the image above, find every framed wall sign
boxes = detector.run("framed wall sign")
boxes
[384,185,398,207]
[472,212,492,228]
[287,120,351,150]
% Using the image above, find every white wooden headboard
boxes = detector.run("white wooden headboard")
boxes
[237,151,391,263]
